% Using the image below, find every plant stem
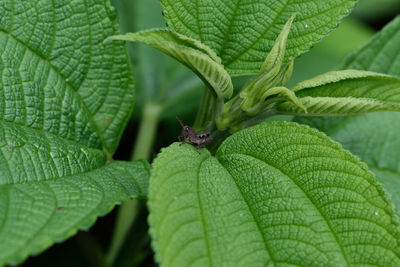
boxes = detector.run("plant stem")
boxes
[106,103,160,266]
[193,87,218,132]
[106,200,140,266]
[131,103,161,161]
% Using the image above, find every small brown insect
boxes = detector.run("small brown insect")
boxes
[177,117,212,151]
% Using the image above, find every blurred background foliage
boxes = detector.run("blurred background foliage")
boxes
[21,0,399,266]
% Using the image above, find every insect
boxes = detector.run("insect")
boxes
[177,117,212,151]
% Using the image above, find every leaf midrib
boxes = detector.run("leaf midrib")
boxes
[216,157,275,266]
[196,157,213,267]
[217,0,242,57]
[0,30,108,154]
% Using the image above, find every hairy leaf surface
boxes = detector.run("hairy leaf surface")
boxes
[278,70,400,115]
[296,113,400,213]
[0,160,149,265]
[295,16,400,211]
[149,122,400,266]
[109,29,233,99]
[0,1,146,265]
[161,0,357,75]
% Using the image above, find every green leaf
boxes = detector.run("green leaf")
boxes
[278,70,400,115]
[217,17,300,131]
[295,113,400,213]
[0,1,134,155]
[109,29,233,99]
[161,0,357,75]
[0,160,149,265]
[294,16,400,211]
[0,1,147,264]
[246,86,306,116]
[281,96,397,116]
[259,14,295,75]
[149,122,400,266]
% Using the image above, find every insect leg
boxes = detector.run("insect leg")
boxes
[194,146,201,154]
[178,136,189,146]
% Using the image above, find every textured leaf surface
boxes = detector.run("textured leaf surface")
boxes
[0,1,145,265]
[109,29,233,99]
[0,0,134,154]
[295,16,400,211]
[0,160,149,265]
[149,122,400,266]
[161,0,356,75]
[295,113,400,213]
[278,70,400,115]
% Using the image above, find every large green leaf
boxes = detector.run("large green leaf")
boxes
[149,122,400,266]
[161,0,357,75]
[0,1,148,265]
[0,160,149,265]
[0,1,134,154]
[295,16,400,211]
[278,70,400,116]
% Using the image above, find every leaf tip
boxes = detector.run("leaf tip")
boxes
[105,34,126,43]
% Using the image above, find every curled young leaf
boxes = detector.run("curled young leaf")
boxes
[217,16,297,131]
[240,15,296,111]
[277,70,400,115]
[260,14,296,74]
[246,86,306,116]
[291,70,392,92]
[109,29,233,99]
